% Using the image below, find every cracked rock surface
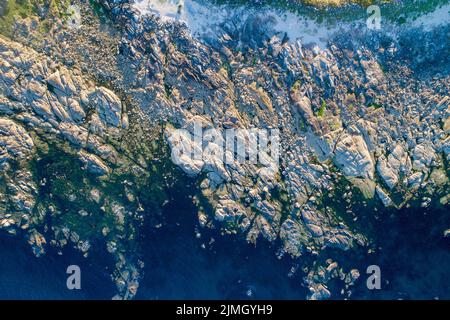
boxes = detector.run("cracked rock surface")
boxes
[0,0,448,299]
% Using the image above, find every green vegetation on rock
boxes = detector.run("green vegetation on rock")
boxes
[0,0,70,36]
[317,100,327,117]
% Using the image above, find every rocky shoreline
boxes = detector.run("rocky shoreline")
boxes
[0,0,448,299]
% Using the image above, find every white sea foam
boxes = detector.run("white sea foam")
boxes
[133,0,449,47]
[133,0,346,46]
[409,3,450,31]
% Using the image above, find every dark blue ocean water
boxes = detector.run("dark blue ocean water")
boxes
[0,197,448,299]
[0,234,115,299]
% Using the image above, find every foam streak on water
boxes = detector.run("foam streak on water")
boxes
[133,0,347,47]
[410,4,450,31]
[133,0,449,47]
